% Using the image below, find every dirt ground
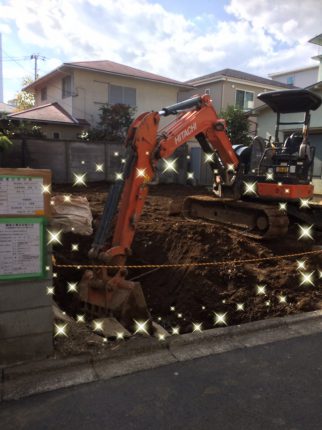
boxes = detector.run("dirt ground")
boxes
[51,181,322,354]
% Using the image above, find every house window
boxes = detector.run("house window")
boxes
[236,89,254,110]
[108,84,136,107]
[41,87,47,101]
[205,88,211,95]
[286,76,294,85]
[62,76,72,98]
[53,132,60,140]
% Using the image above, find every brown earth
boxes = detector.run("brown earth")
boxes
[51,182,322,353]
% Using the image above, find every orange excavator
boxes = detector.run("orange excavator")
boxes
[79,90,322,331]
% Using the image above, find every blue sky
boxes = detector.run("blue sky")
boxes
[0,0,321,103]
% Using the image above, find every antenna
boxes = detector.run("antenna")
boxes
[30,53,46,80]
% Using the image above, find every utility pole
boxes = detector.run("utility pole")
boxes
[30,53,46,80]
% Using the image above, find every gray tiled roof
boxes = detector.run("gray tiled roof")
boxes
[186,68,294,88]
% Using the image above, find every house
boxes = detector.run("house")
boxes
[177,68,293,185]
[12,60,193,140]
[269,65,319,88]
[8,102,90,139]
[180,68,292,114]
[268,34,322,88]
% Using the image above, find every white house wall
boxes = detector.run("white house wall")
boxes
[34,73,74,116]
[71,69,181,126]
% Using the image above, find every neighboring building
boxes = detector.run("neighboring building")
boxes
[180,68,293,114]
[12,60,193,139]
[0,102,15,113]
[8,102,89,140]
[269,65,318,88]
[267,33,322,89]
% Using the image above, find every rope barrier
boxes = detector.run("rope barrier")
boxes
[53,248,322,270]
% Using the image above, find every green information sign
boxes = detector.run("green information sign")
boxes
[0,217,47,280]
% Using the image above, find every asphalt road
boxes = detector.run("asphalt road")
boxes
[1,332,322,430]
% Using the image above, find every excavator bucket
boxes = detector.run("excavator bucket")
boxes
[78,268,152,334]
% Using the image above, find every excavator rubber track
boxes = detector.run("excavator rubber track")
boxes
[183,195,289,240]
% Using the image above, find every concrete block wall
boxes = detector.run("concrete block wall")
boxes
[0,266,53,365]
[2,139,189,185]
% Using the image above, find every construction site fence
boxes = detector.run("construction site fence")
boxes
[1,139,215,185]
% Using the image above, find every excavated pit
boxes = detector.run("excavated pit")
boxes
[52,182,322,348]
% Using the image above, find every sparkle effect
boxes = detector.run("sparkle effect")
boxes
[67,282,78,293]
[163,158,178,174]
[256,285,266,295]
[192,323,202,333]
[47,229,63,245]
[297,260,306,270]
[300,199,310,208]
[76,315,85,323]
[93,320,104,332]
[170,306,175,312]
[298,225,313,240]
[205,153,214,163]
[116,332,125,340]
[278,295,287,303]
[46,286,55,295]
[172,327,180,335]
[236,303,244,311]
[63,195,72,202]
[226,163,235,172]
[71,243,79,251]
[279,203,287,211]
[136,168,146,178]
[300,271,314,286]
[73,173,87,186]
[158,334,166,341]
[115,172,123,181]
[134,320,149,335]
[243,182,257,195]
[42,184,51,194]
[214,312,228,326]
[54,324,68,337]
[266,172,274,181]
[187,172,194,179]
[95,163,104,172]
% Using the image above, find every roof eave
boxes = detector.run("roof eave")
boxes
[187,75,292,90]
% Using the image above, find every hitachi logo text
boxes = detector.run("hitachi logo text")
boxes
[175,122,197,145]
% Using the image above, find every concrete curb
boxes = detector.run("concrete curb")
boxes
[1,310,322,401]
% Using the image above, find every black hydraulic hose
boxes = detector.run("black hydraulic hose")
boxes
[160,96,203,116]
[91,147,137,250]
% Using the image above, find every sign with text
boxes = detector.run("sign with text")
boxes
[0,169,51,217]
[0,218,46,280]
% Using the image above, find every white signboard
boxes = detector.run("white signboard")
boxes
[0,219,45,279]
[0,176,44,215]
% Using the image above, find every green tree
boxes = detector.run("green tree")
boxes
[14,76,35,111]
[79,103,136,142]
[220,105,252,146]
[98,103,136,142]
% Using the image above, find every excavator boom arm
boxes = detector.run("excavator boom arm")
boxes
[95,94,239,265]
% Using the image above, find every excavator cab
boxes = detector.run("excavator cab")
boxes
[253,89,321,185]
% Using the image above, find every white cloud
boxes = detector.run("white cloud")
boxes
[0,0,321,102]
